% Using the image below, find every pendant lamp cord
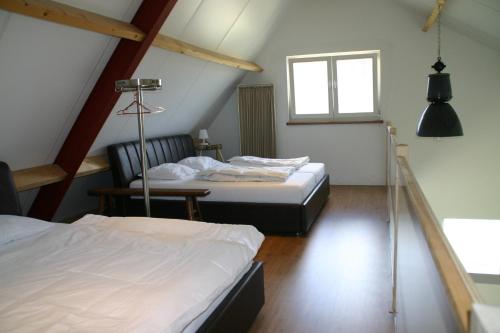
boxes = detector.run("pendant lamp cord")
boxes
[437,5,441,60]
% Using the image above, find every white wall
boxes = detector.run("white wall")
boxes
[207,92,241,160]
[475,284,500,307]
[209,0,406,185]
[409,41,500,222]
[208,0,500,218]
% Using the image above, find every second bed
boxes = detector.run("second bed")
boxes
[108,135,330,234]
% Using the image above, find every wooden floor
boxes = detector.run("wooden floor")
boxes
[249,186,394,333]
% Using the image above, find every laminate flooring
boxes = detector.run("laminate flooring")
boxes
[249,186,394,333]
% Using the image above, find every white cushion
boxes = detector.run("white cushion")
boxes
[142,163,198,180]
[177,156,227,171]
[0,215,54,246]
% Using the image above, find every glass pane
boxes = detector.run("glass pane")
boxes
[292,61,330,115]
[336,58,374,114]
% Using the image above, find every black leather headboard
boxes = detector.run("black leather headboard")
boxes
[0,162,22,216]
[107,134,196,188]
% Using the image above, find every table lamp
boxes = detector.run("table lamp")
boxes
[198,129,209,145]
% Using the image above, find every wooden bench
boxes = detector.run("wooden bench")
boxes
[88,187,210,220]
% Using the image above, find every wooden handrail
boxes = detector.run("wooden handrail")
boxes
[398,156,477,331]
[389,131,479,332]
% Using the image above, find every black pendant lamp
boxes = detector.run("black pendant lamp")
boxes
[417,7,463,137]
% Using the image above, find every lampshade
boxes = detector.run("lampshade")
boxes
[427,73,452,102]
[417,102,463,137]
[198,129,209,140]
[417,71,463,137]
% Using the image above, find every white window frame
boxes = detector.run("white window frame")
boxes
[287,50,380,122]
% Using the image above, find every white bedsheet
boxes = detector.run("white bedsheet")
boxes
[0,214,264,333]
[296,162,326,183]
[131,171,317,204]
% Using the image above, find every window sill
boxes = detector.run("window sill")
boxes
[286,119,384,125]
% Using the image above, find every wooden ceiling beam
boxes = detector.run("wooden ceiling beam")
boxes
[153,34,263,72]
[28,0,178,220]
[0,0,144,41]
[0,0,263,72]
[422,0,446,32]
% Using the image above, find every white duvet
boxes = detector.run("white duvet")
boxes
[229,155,310,169]
[197,165,294,182]
[0,214,264,333]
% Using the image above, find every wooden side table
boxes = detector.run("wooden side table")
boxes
[196,143,224,162]
[88,187,210,220]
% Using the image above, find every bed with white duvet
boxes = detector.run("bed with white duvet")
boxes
[107,134,331,234]
[130,158,326,204]
[0,214,264,333]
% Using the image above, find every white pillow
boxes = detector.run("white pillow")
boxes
[177,156,227,171]
[0,215,54,246]
[144,163,198,180]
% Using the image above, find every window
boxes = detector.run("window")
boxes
[287,51,380,122]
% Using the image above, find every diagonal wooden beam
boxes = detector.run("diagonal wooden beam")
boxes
[0,0,263,72]
[422,0,446,32]
[28,0,178,220]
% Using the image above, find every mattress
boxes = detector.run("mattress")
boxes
[0,214,264,333]
[296,162,325,183]
[130,171,318,204]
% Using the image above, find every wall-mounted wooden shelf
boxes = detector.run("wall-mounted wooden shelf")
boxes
[13,164,67,192]
[12,155,110,192]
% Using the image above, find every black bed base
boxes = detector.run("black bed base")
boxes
[197,261,264,333]
[122,175,330,235]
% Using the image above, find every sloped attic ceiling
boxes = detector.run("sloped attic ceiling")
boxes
[398,0,500,50]
[0,0,286,169]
